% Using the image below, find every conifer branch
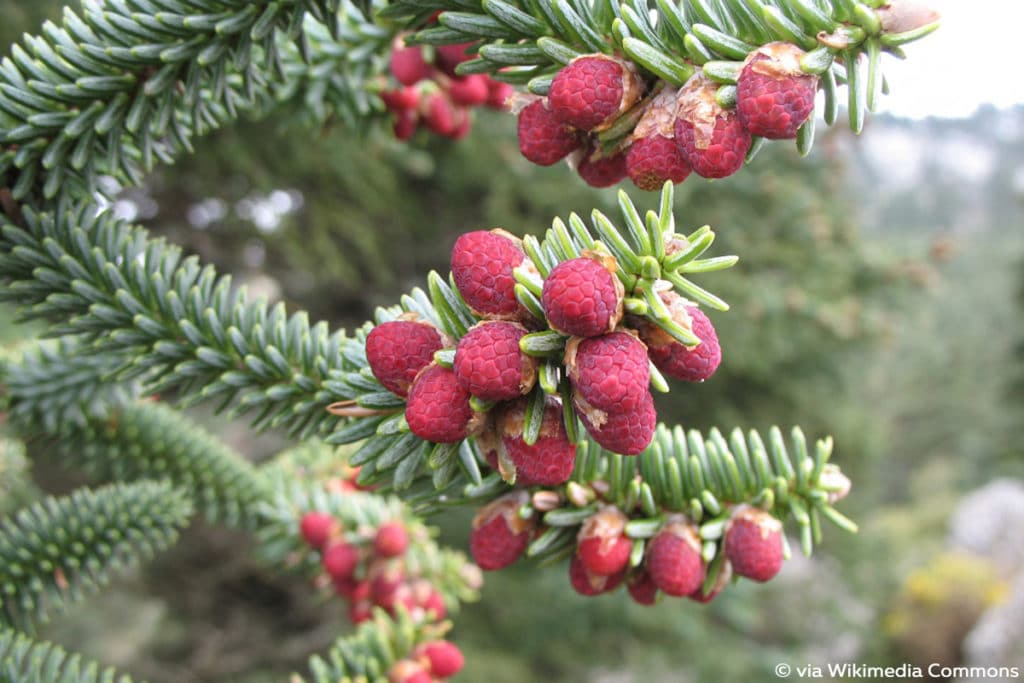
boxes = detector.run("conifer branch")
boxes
[0,628,146,683]
[384,0,940,137]
[26,406,266,529]
[257,444,481,610]
[0,0,344,202]
[0,0,937,669]
[517,423,854,567]
[0,602,461,683]
[0,339,270,526]
[0,338,478,603]
[0,436,40,515]
[0,480,192,631]
[0,337,141,432]
[297,607,454,683]
[0,187,854,553]
[0,339,476,601]
[0,202,353,439]
[273,1,397,129]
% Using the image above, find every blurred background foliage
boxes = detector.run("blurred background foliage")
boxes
[1,2,1023,681]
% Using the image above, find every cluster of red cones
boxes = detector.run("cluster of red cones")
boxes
[383,32,512,140]
[365,229,722,483]
[299,512,448,626]
[469,497,786,606]
[517,43,818,189]
[388,639,465,683]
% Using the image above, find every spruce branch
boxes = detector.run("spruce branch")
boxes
[0,0,344,202]
[0,628,146,683]
[0,480,192,631]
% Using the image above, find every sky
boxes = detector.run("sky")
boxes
[877,0,1024,118]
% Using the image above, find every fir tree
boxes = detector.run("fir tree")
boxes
[0,1,939,680]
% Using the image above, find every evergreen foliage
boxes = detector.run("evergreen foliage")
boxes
[0,0,347,201]
[257,440,481,607]
[0,627,143,683]
[7,393,268,528]
[0,481,192,631]
[0,0,943,680]
[274,1,396,129]
[0,338,140,431]
[385,0,938,139]
[298,607,452,683]
[0,437,39,516]
[0,202,350,439]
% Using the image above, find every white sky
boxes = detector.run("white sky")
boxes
[877,0,1024,118]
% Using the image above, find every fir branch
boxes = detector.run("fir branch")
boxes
[0,480,192,631]
[273,1,397,129]
[0,202,354,440]
[0,182,732,452]
[385,0,940,135]
[0,186,756,513]
[0,337,141,432]
[322,184,742,496]
[1,338,269,526]
[297,607,452,683]
[523,423,855,565]
[0,628,146,683]
[25,404,267,529]
[0,436,40,516]
[0,182,855,554]
[257,446,481,609]
[0,0,344,202]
